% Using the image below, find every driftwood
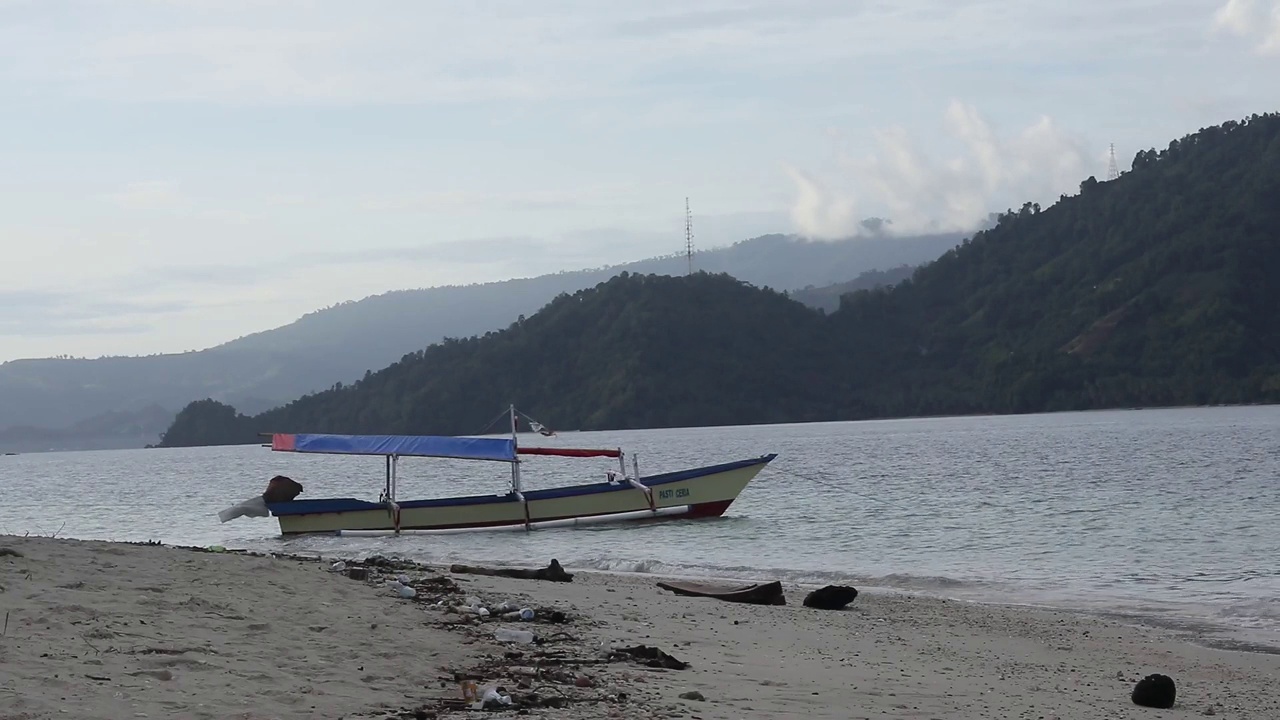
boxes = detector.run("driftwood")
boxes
[656,579,785,606]
[449,559,574,583]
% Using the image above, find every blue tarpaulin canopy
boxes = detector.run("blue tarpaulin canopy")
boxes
[270,433,517,462]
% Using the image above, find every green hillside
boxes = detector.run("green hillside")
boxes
[0,230,960,452]
[833,112,1280,416]
[158,112,1280,446]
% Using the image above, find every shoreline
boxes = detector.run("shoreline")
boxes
[12,401,1278,456]
[557,563,1280,658]
[5,535,1280,719]
[273,543,1280,661]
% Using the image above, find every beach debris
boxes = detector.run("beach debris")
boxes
[475,685,513,709]
[656,579,786,606]
[346,567,369,581]
[330,560,347,573]
[0,547,23,558]
[449,558,574,582]
[802,585,859,610]
[609,645,689,670]
[363,554,426,572]
[494,627,536,644]
[1131,673,1177,709]
[678,690,706,701]
[217,475,302,523]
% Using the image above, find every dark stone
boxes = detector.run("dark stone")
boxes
[802,585,859,610]
[1131,673,1176,709]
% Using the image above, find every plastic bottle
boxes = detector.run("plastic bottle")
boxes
[519,607,535,621]
[397,585,416,599]
[493,627,535,644]
[482,687,512,706]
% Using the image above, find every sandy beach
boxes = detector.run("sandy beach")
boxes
[1,535,1278,719]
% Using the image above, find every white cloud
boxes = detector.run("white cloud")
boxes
[1212,0,1280,54]
[0,1,1224,107]
[3,0,1280,363]
[788,101,1090,239]
[102,181,186,210]
[783,166,859,239]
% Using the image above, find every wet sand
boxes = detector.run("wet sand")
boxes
[1,535,1277,719]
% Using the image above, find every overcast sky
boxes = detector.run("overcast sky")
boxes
[2,0,1277,362]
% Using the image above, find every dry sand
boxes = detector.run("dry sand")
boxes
[1,535,1277,719]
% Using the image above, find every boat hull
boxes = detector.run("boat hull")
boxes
[267,454,776,536]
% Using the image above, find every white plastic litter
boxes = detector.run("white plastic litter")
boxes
[493,627,535,644]
[216,495,269,523]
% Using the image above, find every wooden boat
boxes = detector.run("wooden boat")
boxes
[218,407,776,537]
[656,579,787,605]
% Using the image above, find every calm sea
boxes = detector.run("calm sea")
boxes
[2,406,1277,651]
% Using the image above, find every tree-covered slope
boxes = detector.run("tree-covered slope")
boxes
[0,230,961,442]
[157,272,845,445]
[158,112,1280,446]
[833,112,1280,415]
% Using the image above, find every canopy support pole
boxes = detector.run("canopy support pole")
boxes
[387,454,401,534]
[509,404,530,531]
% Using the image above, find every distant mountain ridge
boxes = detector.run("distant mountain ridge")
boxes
[0,230,962,451]
[158,111,1280,446]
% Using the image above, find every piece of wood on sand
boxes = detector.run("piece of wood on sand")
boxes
[656,579,786,606]
[449,558,574,582]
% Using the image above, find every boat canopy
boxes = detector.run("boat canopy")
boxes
[270,433,517,462]
[517,446,622,458]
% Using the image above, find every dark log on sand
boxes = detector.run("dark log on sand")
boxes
[449,559,574,582]
[656,579,786,606]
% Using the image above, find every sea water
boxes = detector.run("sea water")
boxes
[2,405,1277,652]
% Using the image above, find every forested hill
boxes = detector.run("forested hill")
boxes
[0,230,960,446]
[158,112,1280,446]
[832,112,1280,416]
[157,273,844,445]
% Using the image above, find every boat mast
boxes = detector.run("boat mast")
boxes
[509,404,521,494]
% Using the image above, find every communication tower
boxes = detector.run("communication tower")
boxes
[1107,143,1120,181]
[684,197,695,275]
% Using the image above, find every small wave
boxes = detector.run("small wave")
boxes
[1216,597,1280,627]
[561,555,991,593]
